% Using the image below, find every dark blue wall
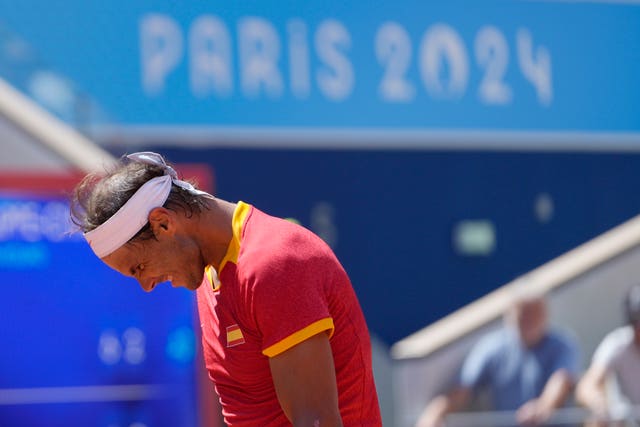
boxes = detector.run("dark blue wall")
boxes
[148,147,640,344]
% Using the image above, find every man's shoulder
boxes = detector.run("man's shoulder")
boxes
[242,207,334,264]
[591,325,635,368]
[240,209,298,258]
[245,206,320,245]
[461,328,510,380]
[599,325,634,354]
[238,206,341,287]
[472,328,513,353]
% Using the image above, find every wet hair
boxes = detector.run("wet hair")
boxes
[625,284,640,325]
[70,154,209,242]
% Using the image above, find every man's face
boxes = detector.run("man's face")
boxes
[512,299,547,348]
[102,234,206,292]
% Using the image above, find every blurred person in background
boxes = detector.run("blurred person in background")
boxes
[576,284,640,427]
[415,294,580,427]
[70,152,382,427]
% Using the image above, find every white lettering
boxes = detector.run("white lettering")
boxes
[375,22,415,102]
[475,26,512,105]
[517,28,552,106]
[136,15,553,109]
[419,24,469,99]
[0,201,79,242]
[238,17,284,99]
[315,20,354,102]
[287,19,311,99]
[189,15,233,98]
[98,330,122,365]
[0,202,40,242]
[39,201,70,242]
[140,14,184,96]
[123,327,146,365]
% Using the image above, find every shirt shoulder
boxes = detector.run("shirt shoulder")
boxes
[467,329,512,366]
[233,206,342,357]
[238,206,339,280]
[481,328,514,352]
[545,328,579,353]
[541,328,581,376]
[592,325,634,367]
[459,328,510,388]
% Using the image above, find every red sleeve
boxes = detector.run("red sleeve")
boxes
[248,243,335,358]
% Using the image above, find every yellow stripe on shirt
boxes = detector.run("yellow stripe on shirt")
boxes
[217,201,252,276]
[262,318,335,358]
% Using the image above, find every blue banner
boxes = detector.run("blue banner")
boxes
[0,0,639,133]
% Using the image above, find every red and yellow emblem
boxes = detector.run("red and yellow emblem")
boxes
[226,324,245,347]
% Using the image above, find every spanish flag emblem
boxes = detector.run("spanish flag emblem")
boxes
[226,324,245,347]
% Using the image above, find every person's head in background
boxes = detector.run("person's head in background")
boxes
[624,284,640,345]
[506,291,548,348]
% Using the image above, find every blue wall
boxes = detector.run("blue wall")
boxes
[147,147,640,344]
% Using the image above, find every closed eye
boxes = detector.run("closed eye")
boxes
[130,263,144,277]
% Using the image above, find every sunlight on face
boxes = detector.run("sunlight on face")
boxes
[101,237,206,292]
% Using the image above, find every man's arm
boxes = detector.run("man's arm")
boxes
[576,364,609,417]
[414,387,472,427]
[269,331,343,427]
[516,369,574,426]
[414,331,497,427]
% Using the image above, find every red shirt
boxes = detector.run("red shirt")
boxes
[196,202,382,426]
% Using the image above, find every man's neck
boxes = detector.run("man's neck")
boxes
[194,197,237,271]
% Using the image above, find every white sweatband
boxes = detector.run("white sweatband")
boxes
[84,175,171,258]
[84,151,207,258]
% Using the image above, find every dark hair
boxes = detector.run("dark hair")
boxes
[70,154,209,241]
[625,284,640,326]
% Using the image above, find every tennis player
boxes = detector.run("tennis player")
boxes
[71,152,382,427]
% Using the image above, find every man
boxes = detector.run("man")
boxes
[576,284,640,426]
[71,152,382,427]
[415,295,580,427]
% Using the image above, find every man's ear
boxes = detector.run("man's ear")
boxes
[148,207,174,239]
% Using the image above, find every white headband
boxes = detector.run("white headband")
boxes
[84,152,208,258]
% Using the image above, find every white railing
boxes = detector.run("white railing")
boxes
[445,406,640,427]
[392,212,640,360]
[0,77,115,173]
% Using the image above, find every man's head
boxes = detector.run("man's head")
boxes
[506,293,548,348]
[72,152,207,238]
[71,152,210,291]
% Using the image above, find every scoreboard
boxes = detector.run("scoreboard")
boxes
[0,191,201,426]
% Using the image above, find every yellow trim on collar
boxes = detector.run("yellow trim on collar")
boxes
[204,201,252,291]
[262,318,335,358]
[218,201,252,275]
